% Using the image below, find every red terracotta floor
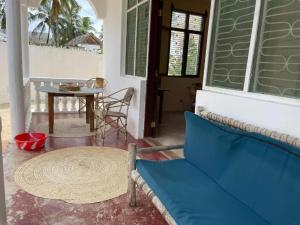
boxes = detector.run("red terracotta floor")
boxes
[4,113,169,225]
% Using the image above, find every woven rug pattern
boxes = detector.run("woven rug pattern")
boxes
[14,147,128,204]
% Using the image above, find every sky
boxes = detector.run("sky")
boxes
[29,0,103,35]
[76,0,102,33]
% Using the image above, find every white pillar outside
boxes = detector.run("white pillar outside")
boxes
[0,119,7,225]
[21,2,30,79]
[6,0,26,138]
[20,2,32,128]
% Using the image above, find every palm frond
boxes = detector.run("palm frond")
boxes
[29,0,98,47]
[0,0,5,30]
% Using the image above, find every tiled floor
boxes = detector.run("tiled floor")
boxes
[0,104,11,150]
[4,112,169,225]
[147,112,185,158]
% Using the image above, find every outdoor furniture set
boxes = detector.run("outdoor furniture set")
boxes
[38,77,134,143]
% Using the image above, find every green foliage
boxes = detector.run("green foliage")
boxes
[186,35,199,75]
[168,56,181,76]
[80,17,96,34]
[168,12,201,76]
[0,0,5,30]
[168,31,183,76]
[168,33,200,76]
[29,0,97,47]
[29,1,59,45]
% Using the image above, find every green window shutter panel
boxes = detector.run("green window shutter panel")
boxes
[207,0,256,90]
[135,2,149,77]
[126,9,136,75]
[128,0,137,9]
[250,0,300,98]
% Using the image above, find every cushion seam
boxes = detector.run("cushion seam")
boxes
[189,113,300,158]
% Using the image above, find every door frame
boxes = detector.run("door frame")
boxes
[144,0,163,137]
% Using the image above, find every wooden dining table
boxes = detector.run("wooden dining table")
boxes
[37,86,103,134]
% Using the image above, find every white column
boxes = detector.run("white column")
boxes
[21,2,30,79]
[0,119,7,225]
[6,0,26,137]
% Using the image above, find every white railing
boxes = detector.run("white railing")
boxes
[30,77,88,113]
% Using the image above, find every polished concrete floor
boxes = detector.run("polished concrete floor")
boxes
[147,112,186,158]
[0,104,11,150]
[4,113,169,225]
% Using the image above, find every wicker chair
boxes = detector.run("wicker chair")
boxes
[78,77,108,113]
[94,87,134,145]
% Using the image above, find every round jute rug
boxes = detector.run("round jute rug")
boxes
[35,118,99,138]
[14,147,128,204]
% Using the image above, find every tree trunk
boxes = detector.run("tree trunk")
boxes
[46,26,50,44]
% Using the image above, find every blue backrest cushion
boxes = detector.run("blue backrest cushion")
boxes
[184,112,300,225]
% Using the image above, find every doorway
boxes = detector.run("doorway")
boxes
[144,0,211,148]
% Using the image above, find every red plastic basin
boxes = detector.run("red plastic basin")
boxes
[14,133,47,151]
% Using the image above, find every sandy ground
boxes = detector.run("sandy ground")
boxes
[0,104,10,151]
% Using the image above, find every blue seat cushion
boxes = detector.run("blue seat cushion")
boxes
[136,159,270,225]
[184,112,300,225]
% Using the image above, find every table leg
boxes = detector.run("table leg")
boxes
[48,93,54,134]
[90,95,94,132]
[86,96,90,124]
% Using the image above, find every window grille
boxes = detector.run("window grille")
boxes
[168,10,206,77]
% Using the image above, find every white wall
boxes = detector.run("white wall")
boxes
[0,42,103,104]
[24,80,31,131]
[103,0,147,139]
[196,90,300,138]
[30,45,103,78]
[0,42,9,105]
[161,77,200,111]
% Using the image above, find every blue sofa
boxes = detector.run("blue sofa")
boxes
[132,112,300,225]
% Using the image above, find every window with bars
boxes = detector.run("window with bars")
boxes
[125,0,150,77]
[167,10,206,77]
[249,0,300,98]
[206,0,300,100]
[207,0,256,90]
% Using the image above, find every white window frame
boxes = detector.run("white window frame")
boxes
[122,0,152,79]
[202,0,300,107]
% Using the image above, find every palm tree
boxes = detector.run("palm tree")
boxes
[29,1,55,45]
[29,1,66,46]
[30,0,98,47]
[53,3,96,46]
[0,0,6,31]
[40,0,79,22]
[60,2,81,41]
[29,0,80,46]
[79,17,96,34]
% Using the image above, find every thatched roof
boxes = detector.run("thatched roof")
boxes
[66,33,102,47]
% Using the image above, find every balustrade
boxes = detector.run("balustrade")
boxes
[30,78,88,113]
